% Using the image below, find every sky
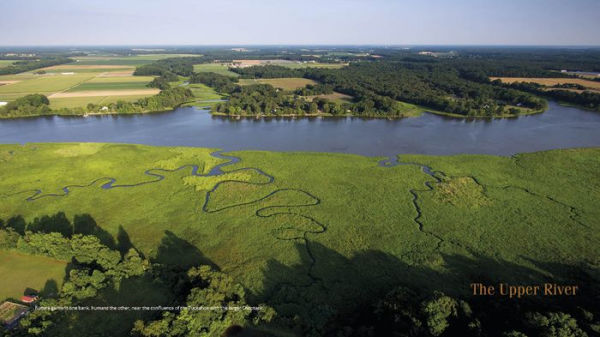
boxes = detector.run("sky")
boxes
[1,0,599,46]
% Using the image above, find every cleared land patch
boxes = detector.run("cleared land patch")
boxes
[0,60,15,68]
[0,250,67,300]
[97,70,135,77]
[227,59,347,69]
[43,64,134,71]
[238,78,317,90]
[305,92,354,104]
[72,54,199,66]
[67,81,151,92]
[49,89,159,98]
[0,74,96,95]
[193,63,240,77]
[491,77,600,92]
[49,94,153,109]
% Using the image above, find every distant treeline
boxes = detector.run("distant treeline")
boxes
[229,63,547,117]
[0,57,72,75]
[135,48,600,116]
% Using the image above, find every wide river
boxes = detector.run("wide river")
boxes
[0,101,599,156]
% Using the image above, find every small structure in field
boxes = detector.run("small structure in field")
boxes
[0,301,29,329]
[61,72,75,75]
[0,102,7,106]
[20,295,38,304]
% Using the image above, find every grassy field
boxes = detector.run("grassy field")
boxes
[491,77,600,92]
[67,81,151,92]
[0,142,598,330]
[304,92,354,104]
[277,62,347,69]
[0,60,15,68]
[193,63,240,77]
[72,54,198,66]
[0,74,96,96]
[227,59,347,69]
[49,95,153,109]
[0,250,67,300]
[239,78,317,90]
[193,61,346,75]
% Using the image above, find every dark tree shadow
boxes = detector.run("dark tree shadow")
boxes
[5,215,26,235]
[153,230,217,270]
[256,241,600,337]
[28,212,72,238]
[73,213,117,249]
[40,279,59,298]
[116,225,135,257]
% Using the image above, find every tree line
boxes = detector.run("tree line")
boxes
[0,57,72,75]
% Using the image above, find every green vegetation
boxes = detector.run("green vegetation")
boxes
[49,95,152,109]
[0,57,72,76]
[67,81,151,92]
[0,250,66,300]
[500,80,600,111]
[0,94,51,117]
[0,143,598,336]
[0,61,15,69]
[192,63,240,77]
[0,74,97,97]
[0,87,192,118]
[238,78,317,91]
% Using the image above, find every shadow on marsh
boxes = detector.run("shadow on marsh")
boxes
[256,241,600,335]
[3,212,599,336]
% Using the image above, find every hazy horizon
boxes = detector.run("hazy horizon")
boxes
[1,0,599,46]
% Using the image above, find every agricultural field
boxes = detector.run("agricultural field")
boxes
[193,63,240,77]
[48,95,153,109]
[0,250,67,300]
[305,92,354,104]
[228,59,347,69]
[491,77,600,92]
[0,64,158,108]
[71,54,199,66]
[238,77,317,90]
[276,62,347,69]
[0,60,15,68]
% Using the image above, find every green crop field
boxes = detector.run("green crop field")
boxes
[67,81,150,92]
[85,76,154,83]
[0,250,67,300]
[239,78,317,90]
[0,60,16,68]
[0,71,157,108]
[72,54,198,66]
[0,74,96,95]
[49,95,153,109]
[278,62,347,69]
[193,63,240,77]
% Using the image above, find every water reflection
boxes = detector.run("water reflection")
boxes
[0,101,599,157]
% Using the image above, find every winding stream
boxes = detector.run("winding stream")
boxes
[12,150,327,286]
